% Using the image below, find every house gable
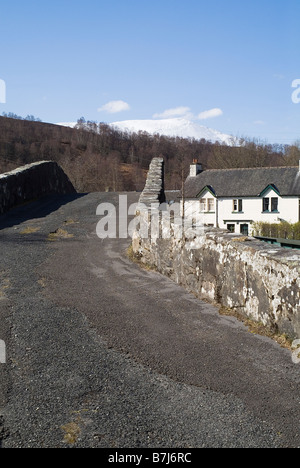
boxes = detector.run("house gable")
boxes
[196,185,216,199]
[259,184,281,197]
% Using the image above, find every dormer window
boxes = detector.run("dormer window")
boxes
[263,197,279,213]
[271,197,278,212]
[200,198,215,212]
[208,198,215,212]
[260,185,280,214]
[200,199,206,212]
[263,198,270,212]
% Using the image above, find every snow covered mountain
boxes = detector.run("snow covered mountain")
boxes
[56,118,238,145]
[109,118,237,145]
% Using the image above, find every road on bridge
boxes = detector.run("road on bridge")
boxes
[0,192,299,448]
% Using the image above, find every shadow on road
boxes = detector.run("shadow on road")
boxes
[0,193,88,231]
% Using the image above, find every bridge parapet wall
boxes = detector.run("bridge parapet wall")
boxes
[132,158,300,340]
[0,161,76,214]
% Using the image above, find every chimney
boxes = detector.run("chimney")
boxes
[190,159,203,177]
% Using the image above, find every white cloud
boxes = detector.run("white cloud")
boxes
[152,106,224,122]
[153,106,192,119]
[197,108,223,120]
[98,100,130,114]
[254,120,266,125]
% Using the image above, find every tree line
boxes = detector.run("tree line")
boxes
[1,112,42,122]
[0,115,299,193]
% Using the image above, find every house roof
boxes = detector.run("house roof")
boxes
[184,166,300,198]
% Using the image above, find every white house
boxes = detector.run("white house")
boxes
[183,161,300,236]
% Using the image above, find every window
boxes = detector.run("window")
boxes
[263,198,269,212]
[238,199,243,212]
[271,198,278,212]
[200,199,206,212]
[263,197,279,213]
[200,198,215,212]
[233,199,243,212]
[227,224,235,233]
[208,198,215,212]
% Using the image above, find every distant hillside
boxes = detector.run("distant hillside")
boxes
[0,117,146,192]
[0,116,294,193]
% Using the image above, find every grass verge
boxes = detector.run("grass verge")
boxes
[126,244,157,272]
[219,306,293,350]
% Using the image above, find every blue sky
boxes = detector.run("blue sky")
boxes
[0,0,299,144]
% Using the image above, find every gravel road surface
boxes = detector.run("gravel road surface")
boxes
[0,192,299,448]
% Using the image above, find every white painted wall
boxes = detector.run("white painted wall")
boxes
[184,189,216,226]
[219,188,299,234]
[184,186,300,235]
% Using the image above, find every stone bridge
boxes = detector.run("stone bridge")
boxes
[0,161,300,448]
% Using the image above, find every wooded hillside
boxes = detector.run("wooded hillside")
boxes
[0,116,298,193]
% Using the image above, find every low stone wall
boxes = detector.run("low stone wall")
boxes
[132,157,300,340]
[133,215,300,340]
[0,161,76,214]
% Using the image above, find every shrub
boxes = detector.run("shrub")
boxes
[253,221,300,240]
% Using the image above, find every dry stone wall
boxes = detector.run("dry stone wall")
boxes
[0,161,76,214]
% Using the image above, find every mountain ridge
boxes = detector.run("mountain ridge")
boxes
[57,118,238,146]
